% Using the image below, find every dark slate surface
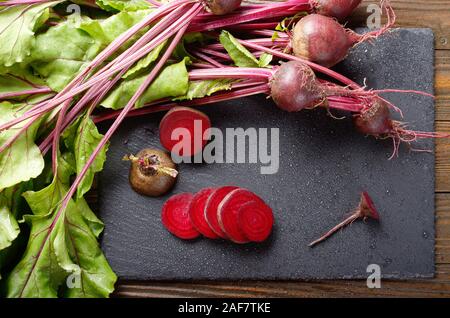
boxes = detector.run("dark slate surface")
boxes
[98,28,435,280]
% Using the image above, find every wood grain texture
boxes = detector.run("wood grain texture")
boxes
[114,0,450,298]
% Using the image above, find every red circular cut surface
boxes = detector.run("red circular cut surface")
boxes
[238,201,273,242]
[188,188,219,239]
[218,189,265,244]
[204,186,239,239]
[159,107,211,157]
[161,193,200,240]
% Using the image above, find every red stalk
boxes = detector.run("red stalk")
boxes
[92,83,270,124]
[0,87,52,99]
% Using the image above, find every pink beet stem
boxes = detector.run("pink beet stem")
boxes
[92,83,270,124]
[189,67,273,81]
[309,213,360,247]
[189,0,310,32]
[372,89,435,99]
[190,50,226,68]
[51,99,72,173]
[0,87,52,99]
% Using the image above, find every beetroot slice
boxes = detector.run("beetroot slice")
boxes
[238,201,274,242]
[161,192,200,240]
[204,186,239,239]
[218,189,265,244]
[159,106,211,157]
[188,187,219,239]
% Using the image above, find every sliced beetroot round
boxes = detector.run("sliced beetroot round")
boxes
[204,186,239,239]
[218,188,266,244]
[238,201,274,242]
[161,192,200,240]
[188,187,219,239]
[159,106,211,157]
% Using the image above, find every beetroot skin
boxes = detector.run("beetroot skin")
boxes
[207,0,242,15]
[311,0,362,21]
[293,2,395,67]
[270,61,325,112]
[353,100,393,136]
[292,14,358,68]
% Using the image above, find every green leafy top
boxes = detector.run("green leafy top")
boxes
[0,2,59,69]
[95,0,152,12]
[219,30,273,68]
[101,57,190,109]
[0,101,45,190]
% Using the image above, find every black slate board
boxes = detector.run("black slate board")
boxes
[98,29,435,280]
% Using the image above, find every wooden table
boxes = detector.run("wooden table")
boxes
[114,0,450,297]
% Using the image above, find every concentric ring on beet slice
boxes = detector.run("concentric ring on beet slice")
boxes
[161,192,200,240]
[238,201,274,242]
[218,188,266,244]
[204,186,239,239]
[188,187,219,239]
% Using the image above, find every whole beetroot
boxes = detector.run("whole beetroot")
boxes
[311,0,362,20]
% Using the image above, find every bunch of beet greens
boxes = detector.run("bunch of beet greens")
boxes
[0,0,445,298]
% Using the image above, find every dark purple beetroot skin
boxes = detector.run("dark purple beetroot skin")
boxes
[292,14,356,67]
[353,101,393,136]
[270,61,325,112]
[207,0,242,15]
[311,0,362,21]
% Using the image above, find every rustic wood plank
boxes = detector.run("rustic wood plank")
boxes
[436,122,450,192]
[435,50,450,121]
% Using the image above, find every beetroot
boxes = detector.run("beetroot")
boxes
[311,0,362,21]
[309,192,379,247]
[218,188,266,244]
[353,100,393,136]
[188,187,219,239]
[161,192,200,240]
[238,201,274,242]
[159,106,211,157]
[292,3,395,67]
[126,148,178,197]
[207,0,242,15]
[204,186,238,238]
[270,61,326,112]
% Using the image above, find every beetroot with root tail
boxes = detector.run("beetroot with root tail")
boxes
[206,0,242,15]
[309,192,379,247]
[353,100,393,136]
[270,61,326,112]
[292,2,395,67]
[311,0,362,21]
